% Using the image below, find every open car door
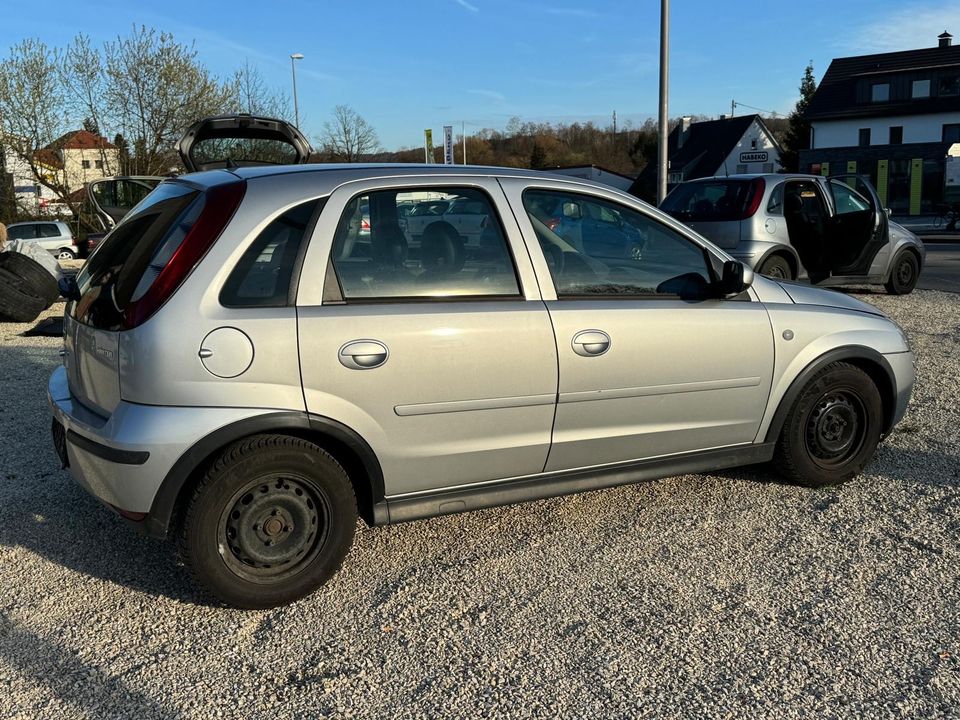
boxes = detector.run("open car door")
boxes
[825,174,888,276]
[85,176,164,232]
[177,114,312,172]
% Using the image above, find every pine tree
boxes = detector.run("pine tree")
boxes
[779,63,817,172]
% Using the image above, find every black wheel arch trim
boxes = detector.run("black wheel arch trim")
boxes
[763,345,897,445]
[143,411,384,538]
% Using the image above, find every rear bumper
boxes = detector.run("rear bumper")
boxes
[47,365,273,536]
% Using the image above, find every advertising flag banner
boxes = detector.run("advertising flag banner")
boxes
[443,125,454,165]
[424,129,434,163]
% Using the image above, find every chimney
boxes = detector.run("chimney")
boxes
[677,116,692,149]
[939,31,953,48]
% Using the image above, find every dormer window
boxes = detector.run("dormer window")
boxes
[871,83,890,102]
[940,75,960,97]
[912,79,931,98]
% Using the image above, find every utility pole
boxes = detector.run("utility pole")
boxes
[731,99,736,117]
[657,0,670,205]
[612,110,617,135]
[462,120,467,164]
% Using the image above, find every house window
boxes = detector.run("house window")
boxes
[762,163,774,173]
[871,83,890,102]
[736,164,748,174]
[81,160,91,169]
[859,128,871,147]
[95,160,103,169]
[944,124,960,143]
[667,172,683,184]
[889,126,903,145]
[939,75,960,96]
[911,79,931,98]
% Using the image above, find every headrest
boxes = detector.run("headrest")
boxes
[371,223,407,267]
[421,224,464,275]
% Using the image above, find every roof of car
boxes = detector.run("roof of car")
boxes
[7,220,69,227]
[228,163,572,181]
[684,173,822,183]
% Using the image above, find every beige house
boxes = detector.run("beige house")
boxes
[38,130,119,193]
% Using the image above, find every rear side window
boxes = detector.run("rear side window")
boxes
[8,225,37,240]
[661,180,754,221]
[328,187,520,301]
[38,224,62,238]
[74,182,201,329]
[220,198,323,307]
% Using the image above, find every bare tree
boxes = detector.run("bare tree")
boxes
[235,61,290,120]
[102,26,237,175]
[0,39,75,214]
[319,105,381,162]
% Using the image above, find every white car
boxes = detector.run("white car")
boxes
[6,221,77,259]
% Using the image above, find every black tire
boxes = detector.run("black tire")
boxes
[55,247,76,260]
[178,434,357,609]
[773,362,883,487]
[0,252,60,308]
[758,254,792,280]
[884,251,919,295]
[0,267,46,322]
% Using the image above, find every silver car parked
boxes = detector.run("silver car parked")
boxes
[6,220,77,259]
[659,174,925,294]
[49,117,915,608]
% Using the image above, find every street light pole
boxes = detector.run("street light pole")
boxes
[290,53,304,129]
[657,0,669,205]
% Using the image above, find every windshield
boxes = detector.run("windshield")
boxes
[660,180,754,221]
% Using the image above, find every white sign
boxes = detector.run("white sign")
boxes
[443,125,454,165]
[739,151,768,163]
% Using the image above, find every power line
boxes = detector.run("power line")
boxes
[731,100,778,117]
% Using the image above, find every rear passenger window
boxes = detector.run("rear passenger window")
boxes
[221,199,322,307]
[38,224,61,237]
[329,187,520,301]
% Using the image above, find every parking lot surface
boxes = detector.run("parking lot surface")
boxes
[1,289,958,719]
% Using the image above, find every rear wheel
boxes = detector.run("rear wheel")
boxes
[56,247,76,260]
[178,435,357,609]
[757,254,792,280]
[884,251,919,295]
[773,362,883,487]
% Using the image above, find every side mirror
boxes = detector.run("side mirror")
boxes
[718,260,753,296]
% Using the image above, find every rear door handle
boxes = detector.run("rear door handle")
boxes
[572,330,611,357]
[339,340,389,370]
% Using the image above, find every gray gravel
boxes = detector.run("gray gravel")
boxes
[1,290,959,719]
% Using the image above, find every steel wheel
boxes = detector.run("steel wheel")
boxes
[219,474,330,583]
[804,389,867,470]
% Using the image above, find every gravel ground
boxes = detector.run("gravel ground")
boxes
[1,290,959,719]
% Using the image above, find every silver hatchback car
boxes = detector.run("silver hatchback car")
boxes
[48,118,915,608]
[659,174,925,294]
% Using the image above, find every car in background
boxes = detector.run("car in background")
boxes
[6,221,77,259]
[657,174,925,294]
[529,196,646,260]
[49,116,916,608]
[401,200,450,238]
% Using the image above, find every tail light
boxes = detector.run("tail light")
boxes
[740,178,766,219]
[122,181,246,329]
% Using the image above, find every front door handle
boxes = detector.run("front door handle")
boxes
[572,330,611,357]
[339,340,389,370]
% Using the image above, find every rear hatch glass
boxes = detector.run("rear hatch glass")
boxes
[74,182,202,330]
[660,180,755,221]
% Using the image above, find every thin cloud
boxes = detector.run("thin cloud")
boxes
[453,0,480,12]
[468,89,506,102]
[845,3,960,52]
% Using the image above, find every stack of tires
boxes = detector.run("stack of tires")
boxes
[0,252,61,323]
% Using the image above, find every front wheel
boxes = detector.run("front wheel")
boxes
[178,435,357,609]
[773,362,883,487]
[884,251,919,295]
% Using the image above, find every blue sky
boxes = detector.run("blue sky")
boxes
[2,0,959,149]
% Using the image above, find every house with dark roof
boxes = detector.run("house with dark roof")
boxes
[628,114,782,202]
[800,31,960,215]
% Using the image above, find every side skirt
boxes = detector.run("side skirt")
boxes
[373,443,775,525]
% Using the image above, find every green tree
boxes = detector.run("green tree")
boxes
[779,62,817,173]
[529,142,547,169]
